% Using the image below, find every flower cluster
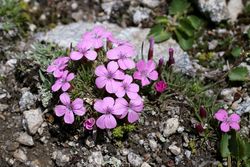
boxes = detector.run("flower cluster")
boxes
[47,26,160,130]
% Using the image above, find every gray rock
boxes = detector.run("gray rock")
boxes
[161,118,179,137]
[13,149,27,163]
[71,2,78,10]
[184,150,191,159]
[227,0,243,22]
[101,1,116,18]
[19,89,37,111]
[128,152,143,167]
[71,10,84,21]
[88,151,104,166]
[52,150,70,167]
[0,103,8,112]
[197,0,229,23]
[220,88,239,104]
[35,21,194,74]
[149,139,158,151]
[23,108,43,135]
[105,157,122,167]
[132,7,151,25]
[6,141,19,151]
[141,162,151,167]
[169,145,181,155]
[235,97,250,115]
[140,0,160,8]
[16,132,34,146]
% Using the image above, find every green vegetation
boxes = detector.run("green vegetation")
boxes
[112,124,136,139]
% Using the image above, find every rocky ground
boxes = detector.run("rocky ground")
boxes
[0,0,250,167]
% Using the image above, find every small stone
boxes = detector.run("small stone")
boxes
[88,151,103,166]
[19,89,37,111]
[169,145,181,155]
[121,149,129,156]
[0,103,8,112]
[16,132,34,146]
[6,141,19,151]
[128,152,143,167]
[23,108,43,135]
[106,157,122,167]
[161,118,179,137]
[52,150,70,167]
[184,150,191,159]
[13,149,27,163]
[71,2,78,10]
[139,139,144,145]
[208,40,218,50]
[227,0,243,22]
[141,162,151,167]
[149,139,157,151]
[29,159,41,167]
[71,10,84,21]
[177,126,184,133]
[132,7,151,25]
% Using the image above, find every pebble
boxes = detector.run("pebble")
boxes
[6,141,19,151]
[161,118,180,137]
[128,152,143,167]
[105,156,122,167]
[140,0,161,8]
[132,7,151,25]
[141,162,151,167]
[184,150,191,159]
[0,103,9,112]
[149,139,157,151]
[19,89,37,111]
[23,108,43,135]
[169,145,181,155]
[13,149,27,163]
[177,126,185,133]
[71,2,78,10]
[52,150,70,167]
[88,151,104,166]
[16,132,34,146]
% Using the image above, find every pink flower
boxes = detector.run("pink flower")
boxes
[115,75,139,99]
[107,35,133,48]
[148,37,154,60]
[54,93,86,124]
[70,41,97,61]
[114,98,143,123]
[95,61,125,93]
[94,97,123,129]
[107,45,136,70]
[52,70,75,92]
[82,26,109,49]
[133,60,158,86]
[47,57,70,78]
[214,109,240,132]
[154,80,167,93]
[83,118,96,130]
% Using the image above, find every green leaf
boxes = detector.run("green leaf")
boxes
[169,0,190,15]
[220,134,231,158]
[187,15,203,30]
[175,29,194,50]
[229,131,239,159]
[148,24,171,43]
[231,47,242,58]
[178,18,195,37]
[155,16,169,24]
[228,66,249,81]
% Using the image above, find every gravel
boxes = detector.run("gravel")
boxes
[22,108,43,135]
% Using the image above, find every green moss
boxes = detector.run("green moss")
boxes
[112,124,136,139]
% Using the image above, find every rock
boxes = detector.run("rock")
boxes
[88,151,104,166]
[161,118,179,137]
[235,97,250,115]
[29,159,41,167]
[16,132,34,146]
[71,2,78,10]
[52,150,70,167]
[0,103,8,112]
[149,139,157,151]
[6,141,19,151]
[141,162,151,167]
[132,7,151,25]
[36,22,194,75]
[177,126,185,133]
[169,145,181,156]
[227,0,243,22]
[208,40,218,50]
[101,1,116,18]
[105,157,122,167]
[23,108,43,135]
[197,0,229,23]
[19,89,37,111]
[71,10,84,21]
[184,150,191,159]
[128,152,143,167]
[140,0,160,8]
[220,88,239,103]
[13,149,27,163]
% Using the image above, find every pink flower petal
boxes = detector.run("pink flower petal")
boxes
[72,98,83,110]
[114,70,125,80]
[230,122,240,131]
[127,92,139,100]
[214,109,228,121]
[52,81,62,92]
[54,105,67,117]
[94,100,106,113]
[66,73,75,81]
[220,122,230,132]
[106,80,119,93]
[128,83,139,93]
[60,93,71,105]
[136,60,146,71]
[123,75,133,85]
[147,60,156,72]
[148,71,158,81]
[141,77,150,86]
[121,58,135,70]
[95,65,108,77]
[64,110,74,124]
[85,50,97,60]
[95,76,107,89]
[107,61,118,73]
[53,70,63,78]
[128,110,139,123]
[70,51,84,60]
[103,97,115,108]
[115,87,126,97]
[229,113,240,122]
[105,114,117,129]
[96,115,106,129]
[73,109,86,116]
[114,98,128,115]
[47,65,56,73]
[107,48,119,60]
[133,71,142,80]
[62,82,70,91]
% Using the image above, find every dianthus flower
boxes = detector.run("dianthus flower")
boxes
[83,118,96,130]
[47,57,69,78]
[214,109,240,132]
[55,93,86,124]
[154,80,167,93]
[133,60,158,86]
[95,61,125,93]
[52,70,74,92]
[70,40,97,61]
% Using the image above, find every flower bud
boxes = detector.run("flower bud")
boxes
[195,123,204,133]
[167,48,175,67]
[158,57,164,75]
[83,118,95,130]
[148,37,154,60]
[154,80,168,93]
[199,106,207,119]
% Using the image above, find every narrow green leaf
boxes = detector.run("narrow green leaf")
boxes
[178,18,195,37]
[229,131,239,159]
[175,29,194,50]
[169,0,190,15]
[228,66,249,81]
[220,134,231,158]
[187,15,203,30]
